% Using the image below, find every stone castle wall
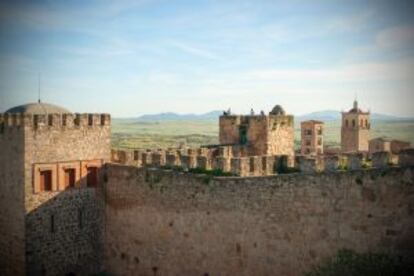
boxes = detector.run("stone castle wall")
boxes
[266,115,294,156]
[111,147,413,177]
[0,112,111,275]
[23,112,111,275]
[218,114,294,157]
[103,164,414,276]
[0,119,26,276]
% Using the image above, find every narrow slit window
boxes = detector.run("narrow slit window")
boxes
[50,214,55,233]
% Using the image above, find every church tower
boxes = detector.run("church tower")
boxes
[341,100,370,153]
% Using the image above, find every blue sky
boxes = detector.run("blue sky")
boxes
[0,0,413,117]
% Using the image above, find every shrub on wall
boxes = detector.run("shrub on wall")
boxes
[305,249,409,276]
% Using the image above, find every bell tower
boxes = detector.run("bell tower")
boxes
[341,100,370,153]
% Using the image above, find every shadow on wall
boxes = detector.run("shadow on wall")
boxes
[25,172,105,276]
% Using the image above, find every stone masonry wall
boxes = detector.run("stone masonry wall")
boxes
[23,113,111,275]
[104,165,414,276]
[0,118,26,276]
[266,115,294,156]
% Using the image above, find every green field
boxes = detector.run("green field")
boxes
[112,118,414,150]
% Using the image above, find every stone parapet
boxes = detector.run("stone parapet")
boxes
[166,153,180,167]
[0,113,111,133]
[152,151,166,167]
[180,155,197,169]
[196,156,211,170]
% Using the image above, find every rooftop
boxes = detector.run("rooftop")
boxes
[301,120,324,124]
[4,102,71,115]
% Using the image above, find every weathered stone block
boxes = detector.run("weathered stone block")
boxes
[230,157,249,176]
[196,155,211,170]
[214,157,231,172]
[142,152,152,166]
[152,152,166,166]
[262,156,276,175]
[180,155,196,169]
[166,154,180,167]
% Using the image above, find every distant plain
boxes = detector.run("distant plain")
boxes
[112,118,414,150]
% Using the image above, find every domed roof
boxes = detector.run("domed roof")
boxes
[5,101,70,114]
[269,105,286,115]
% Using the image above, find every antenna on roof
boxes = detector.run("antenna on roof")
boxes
[38,73,41,103]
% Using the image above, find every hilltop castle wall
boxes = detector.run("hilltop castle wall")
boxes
[0,115,26,275]
[0,112,111,275]
[23,113,111,275]
[103,165,414,276]
[218,114,294,157]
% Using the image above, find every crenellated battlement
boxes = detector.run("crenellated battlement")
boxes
[111,146,414,177]
[219,113,294,127]
[0,112,110,134]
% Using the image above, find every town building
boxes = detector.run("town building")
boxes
[369,137,411,156]
[300,120,324,155]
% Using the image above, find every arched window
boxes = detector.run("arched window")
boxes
[360,119,363,126]
[365,119,368,127]
[352,119,355,127]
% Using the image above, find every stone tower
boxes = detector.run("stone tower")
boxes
[341,100,370,153]
[301,120,324,155]
[219,105,294,157]
[0,102,111,276]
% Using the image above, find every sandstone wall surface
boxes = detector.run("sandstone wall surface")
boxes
[0,127,26,276]
[24,116,111,275]
[104,165,414,276]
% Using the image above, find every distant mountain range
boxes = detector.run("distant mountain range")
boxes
[295,110,410,121]
[134,110,412,122]
[137,110,222,121]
